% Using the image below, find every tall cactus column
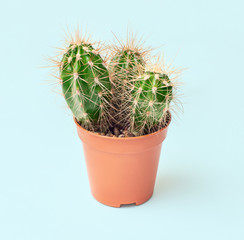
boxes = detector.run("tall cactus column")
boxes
[60,43,112,130]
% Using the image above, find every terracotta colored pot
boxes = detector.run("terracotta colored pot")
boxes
[75,117,171,207]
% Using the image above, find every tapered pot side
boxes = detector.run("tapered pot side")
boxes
[74,115,171,207]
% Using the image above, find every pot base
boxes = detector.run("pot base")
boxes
[92,191,153,208]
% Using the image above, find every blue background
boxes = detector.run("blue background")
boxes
[1,0,243,239]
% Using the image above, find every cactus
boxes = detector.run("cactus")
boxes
[51,29,181,136]
[129,71,173,134]
[60,35,112,130]
[109,35,151,128]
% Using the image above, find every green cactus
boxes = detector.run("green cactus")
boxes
[129,71,173,134]
[60,41,112,130]
[50,30,180,136]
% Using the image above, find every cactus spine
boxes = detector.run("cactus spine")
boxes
[60,37,111,130]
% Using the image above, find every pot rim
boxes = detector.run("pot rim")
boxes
[74,112,171,141]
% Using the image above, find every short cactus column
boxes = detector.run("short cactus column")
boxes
[130,71,173,134]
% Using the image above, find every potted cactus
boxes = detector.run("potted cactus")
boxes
[51,30,182,207]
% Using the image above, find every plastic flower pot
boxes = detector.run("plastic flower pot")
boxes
[74,115,171,207]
